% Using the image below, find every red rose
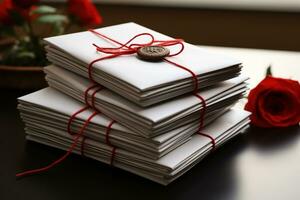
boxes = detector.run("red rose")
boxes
[67,0,102,27]
[0,0,13,25]
[12,0,39,9]
[0,0,37,26]
[68,0,102,26]
[245,76,300,128]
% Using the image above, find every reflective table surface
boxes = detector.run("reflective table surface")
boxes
[1,46,300,200]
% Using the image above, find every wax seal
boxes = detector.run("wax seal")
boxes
[137,46,170,61]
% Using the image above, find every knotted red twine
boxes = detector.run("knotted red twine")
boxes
[88,29,213,147]
[16,30,215,178]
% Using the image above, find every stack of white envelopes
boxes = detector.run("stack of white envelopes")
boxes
[18,22,251,185]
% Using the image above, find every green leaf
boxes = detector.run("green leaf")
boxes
[16,51,36,59]
[9,10,26,26]
[32,5,57,15]
[36,14,68,24]
[52,22,65,35]
[0,26,15,36]
[266,64,273,77]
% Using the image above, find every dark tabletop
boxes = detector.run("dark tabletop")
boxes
[1,89,300,200]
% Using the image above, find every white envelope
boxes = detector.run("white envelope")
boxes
[44,22,241,106]
[44,65,248,137]
[22,105,250,185]
[18,88,232,159]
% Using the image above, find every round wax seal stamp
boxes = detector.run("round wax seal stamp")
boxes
[137,46,170,61]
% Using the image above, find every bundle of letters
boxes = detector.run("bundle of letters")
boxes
[17,22,250,185]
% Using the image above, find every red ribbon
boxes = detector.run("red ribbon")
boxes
[67,105,89,136]
[84,84,99,107]
[88,30,213,147]
[88,30,201,92]
[198,132,216,150]
[105,120,116,165]
[16,84,105,178]
[83,84,118,165]
[16,111,99,178]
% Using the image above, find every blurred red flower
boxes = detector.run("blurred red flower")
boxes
[68,0,102,27]
[0,0,13,25]
[0,0,38,26]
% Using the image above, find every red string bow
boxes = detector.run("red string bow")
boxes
[88,29,186,82]
[89,29,185,57]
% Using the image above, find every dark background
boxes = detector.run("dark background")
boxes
[1,2,300,200]
[91,3,300,51]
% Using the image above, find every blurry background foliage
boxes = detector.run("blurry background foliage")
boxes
[0,0,102,66]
